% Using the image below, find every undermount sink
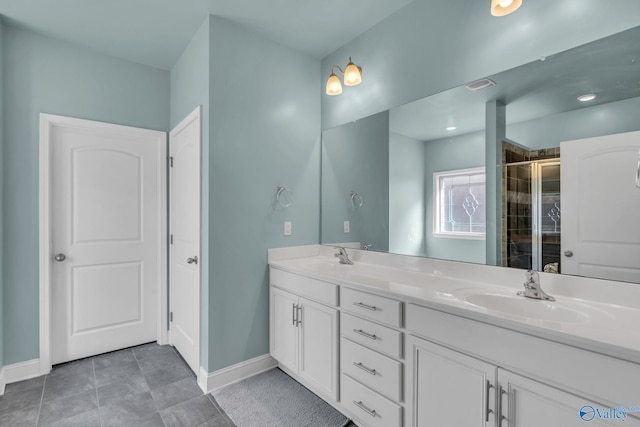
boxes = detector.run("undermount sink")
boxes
[454,290,590,323]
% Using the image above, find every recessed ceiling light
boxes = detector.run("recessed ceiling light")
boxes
[577,93,597,102]
[446,126,457,131]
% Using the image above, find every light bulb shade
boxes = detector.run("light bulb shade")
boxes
[326,73,343,95]
[344,60,362,86]
[491,0,522,16]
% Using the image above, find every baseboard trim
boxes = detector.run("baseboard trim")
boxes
[0,367,5,396]
[0,359,41,396]
[198,354,277,394]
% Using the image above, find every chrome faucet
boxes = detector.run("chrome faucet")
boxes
[335,247,354,265]
[518,270,555,301]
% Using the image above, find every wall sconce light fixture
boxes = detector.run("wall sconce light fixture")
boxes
[491,0,522,16]
[326,57,362,96]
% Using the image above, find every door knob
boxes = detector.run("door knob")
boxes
[564,250,573,257]
[54,253,66,262]
[187,256,198,265]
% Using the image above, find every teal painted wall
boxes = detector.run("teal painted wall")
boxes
[322,0,640,130]
[2,25,170,365]
[389,132,426,256]
[170,16,211,372]
[424,131,486,264]
[0,19,4,372]
[507,96,640,149]
[321,112,390,251]
[208,16,320,371]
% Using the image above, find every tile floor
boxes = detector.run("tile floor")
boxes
[0,343,234,426]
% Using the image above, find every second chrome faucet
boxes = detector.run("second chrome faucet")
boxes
[518,270,555,301]
[335,247,354,265]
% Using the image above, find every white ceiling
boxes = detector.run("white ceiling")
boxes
[390,26,640,141]
[0,0,414,70]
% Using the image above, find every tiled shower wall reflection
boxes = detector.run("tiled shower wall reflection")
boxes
[501,142,561,270]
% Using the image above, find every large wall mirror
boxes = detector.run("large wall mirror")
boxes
[321,26,640,283]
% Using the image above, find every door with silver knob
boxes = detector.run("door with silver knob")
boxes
[47,114,165,365]
[169,106,202,375]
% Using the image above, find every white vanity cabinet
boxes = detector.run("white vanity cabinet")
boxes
[406,335,496,426]
[406,303,640,427]
[269,268,339,402]
[498,370,634,427]
[340,287,404,427]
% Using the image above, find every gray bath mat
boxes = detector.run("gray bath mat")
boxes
[211,368,349,427]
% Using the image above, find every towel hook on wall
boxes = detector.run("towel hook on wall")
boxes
[276,185,293,207]
[350,191,364,209]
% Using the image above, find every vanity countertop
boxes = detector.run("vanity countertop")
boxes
[269,254,640,365]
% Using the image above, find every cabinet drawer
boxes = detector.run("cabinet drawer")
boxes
[341,339,402,402]
[341,374,402,427]
[341,287,402,327]
[270,267,338,306]
[341,313,403,359]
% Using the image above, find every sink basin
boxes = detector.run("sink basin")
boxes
[454,290,590,323]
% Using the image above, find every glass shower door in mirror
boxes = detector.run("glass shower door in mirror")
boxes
[504,159,561,272]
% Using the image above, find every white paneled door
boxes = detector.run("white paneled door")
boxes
[45,114,166,365]
[561,130,640,283]
[169,107,201,375]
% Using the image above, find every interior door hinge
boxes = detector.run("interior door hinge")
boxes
[170,234,173,245]
[169,156,174,167]
[170,312,173,322]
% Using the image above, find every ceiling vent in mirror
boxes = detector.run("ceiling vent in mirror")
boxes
[466,79,497,92]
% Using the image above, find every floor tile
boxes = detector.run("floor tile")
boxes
[42,369,95,403]
[0,386,44,417]
[160,395,219,427]
[4,376,46,395]
[132,343,176,360]
[47,359,94,379]
[100,391,158,427]
[0,404,40,427]
[38,391,98,426]
[151,377,203,410]
[136,351,184,374]
[48,408,101,427]
[93,349,137,371]
[143,362,193,390]
[196,413,232,427]
[131,412,166,427]
[97,373,150,406]
[94,360,142,388]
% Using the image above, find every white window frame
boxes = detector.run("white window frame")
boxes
[433,167,486,240]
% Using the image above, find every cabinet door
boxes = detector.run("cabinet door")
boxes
[270,287,298,372]
[407,336,496,427]
[299,297,339,401]
[499,370,640,427]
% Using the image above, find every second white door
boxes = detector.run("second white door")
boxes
[561,130,640,282]
[170,106,202,375]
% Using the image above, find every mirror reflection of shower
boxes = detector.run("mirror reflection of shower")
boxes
[503,145,561,272]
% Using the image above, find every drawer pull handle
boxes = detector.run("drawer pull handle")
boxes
[353,301,378,311]
[353,329,377,340]
[353,362,377,376]
[485,380,494,422]
[353,400,378,418]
